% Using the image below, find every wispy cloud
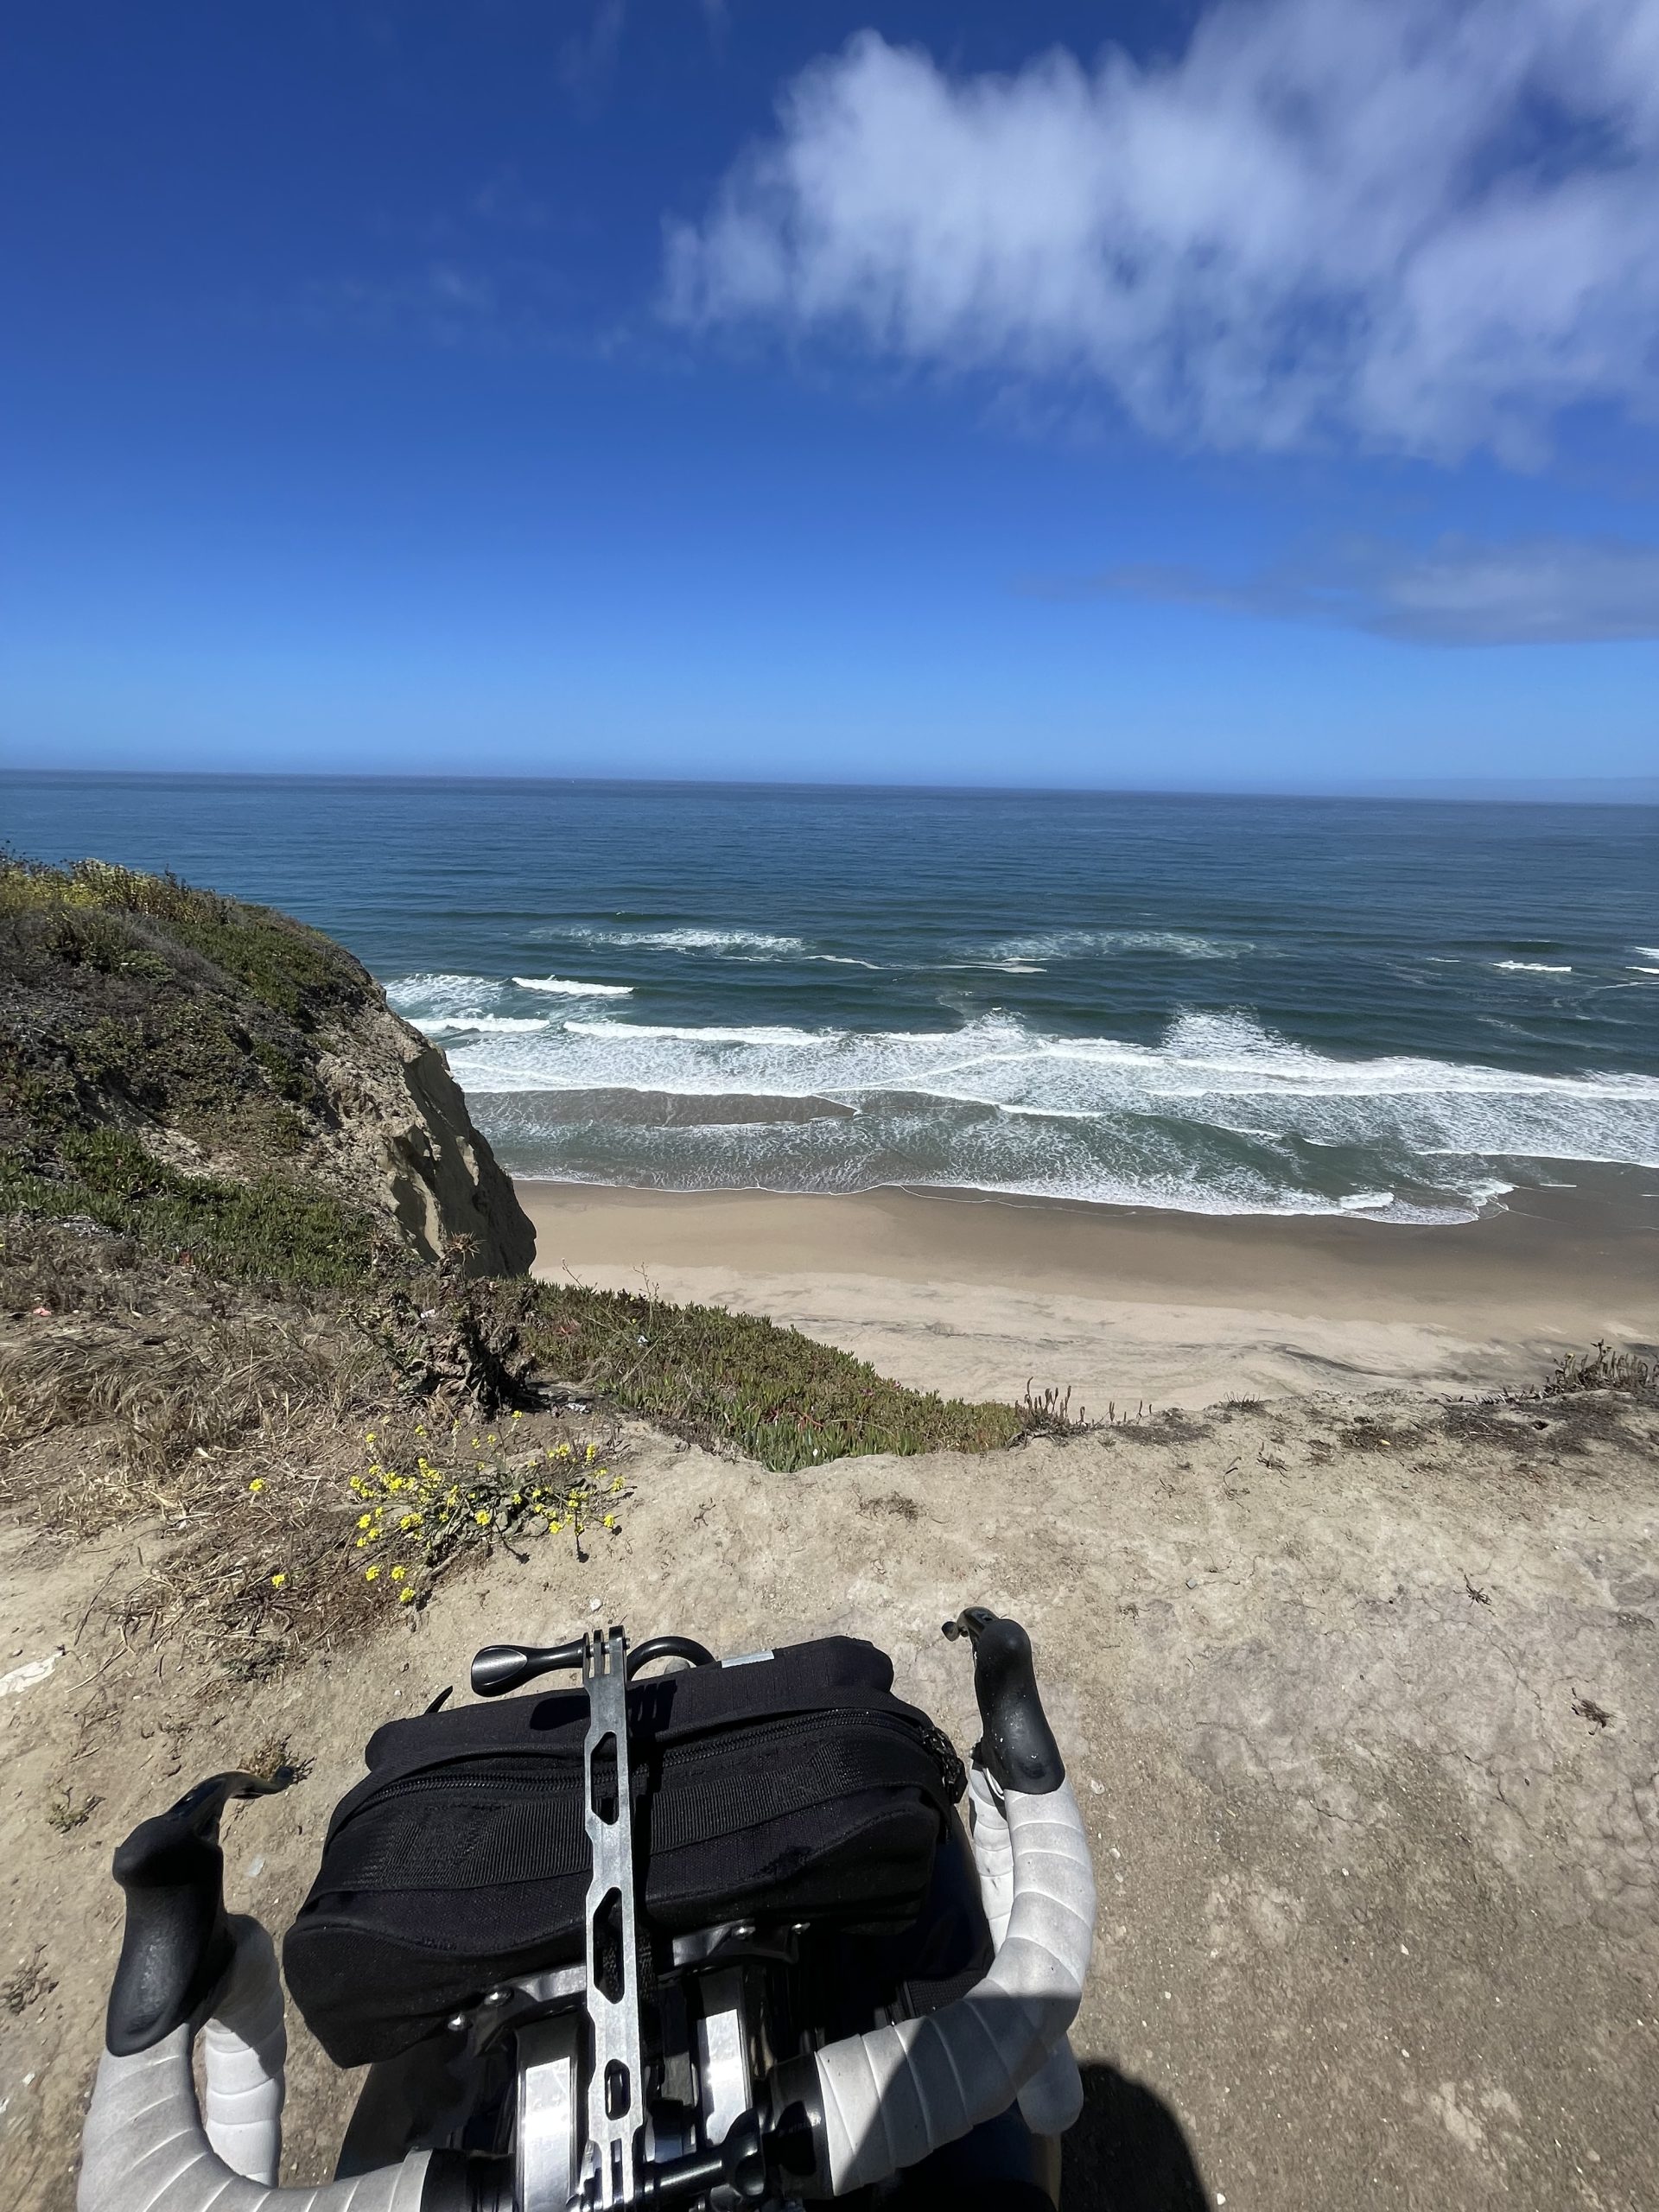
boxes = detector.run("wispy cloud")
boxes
[1033,536,1659,645]
[664,1,1659,464]
[558,0,626,102]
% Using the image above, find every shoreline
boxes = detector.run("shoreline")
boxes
[514,1168,1657,1408]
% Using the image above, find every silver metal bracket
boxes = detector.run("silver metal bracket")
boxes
[579,1625,645,2209]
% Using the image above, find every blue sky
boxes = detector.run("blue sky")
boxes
[3,0,1657,790]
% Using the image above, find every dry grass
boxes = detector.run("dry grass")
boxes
[2,1951,56,2018]
[112,1404,632,1679]
[0,1303,389,1529]
[0,1224,1084,1684]
[238,1733,314,1786]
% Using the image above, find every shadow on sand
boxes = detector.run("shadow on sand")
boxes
[1063,2063,1211,2211]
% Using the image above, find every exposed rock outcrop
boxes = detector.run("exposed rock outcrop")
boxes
[315,1002,534,1275]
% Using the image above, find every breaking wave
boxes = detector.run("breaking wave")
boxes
[987,930,1247,961]
[423,1005,1659,1223]
[512,975,634,997]
[531,925,809,956]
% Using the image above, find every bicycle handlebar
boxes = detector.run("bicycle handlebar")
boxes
[78,1611,1092,2211]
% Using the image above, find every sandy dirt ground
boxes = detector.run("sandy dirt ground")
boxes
[3,1382,1656,2212]
[518,1176,1659,1408]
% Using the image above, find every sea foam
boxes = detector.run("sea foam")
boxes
[986,929,1246,961]
[423,1014,549,1034]
[433,1006,1659,1217]
[512,976,634,997]
[533,925,808,956]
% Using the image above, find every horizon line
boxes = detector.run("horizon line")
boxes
[3,766,1656,808]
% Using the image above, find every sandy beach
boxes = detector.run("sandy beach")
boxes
[518,1169,1659,1407]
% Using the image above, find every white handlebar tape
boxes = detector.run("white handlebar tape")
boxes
[967,1764,1015,1947]
[967,1767,1085,2139]
[78,1964,431,2212]
[200,1918,288,2184]
[810,1777,1096,2194]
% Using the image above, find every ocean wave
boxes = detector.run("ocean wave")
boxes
[436,1007,1659,1191]
[478,1084,1501,1224]
[985,929,1246,961]
[1495,961,1573,973]
[424,1014,549,1034]
[512,975,634,997]
[564,1019,824,1048]
[535,925,808,957]
[386,971,503,1022]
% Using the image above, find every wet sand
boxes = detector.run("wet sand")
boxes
[515,1170,1658,1408]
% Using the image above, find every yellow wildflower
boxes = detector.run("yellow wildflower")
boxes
[397,1587,416,1605]
[390,1565,407,1582]
[365,1565,380,1582]
[248,1478,264,1494]
[474,1510,493,1527]
[270,1572,287,1588]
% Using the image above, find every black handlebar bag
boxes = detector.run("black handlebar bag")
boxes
[283,1636,965,2065]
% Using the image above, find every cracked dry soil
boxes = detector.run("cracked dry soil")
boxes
[3,1386,1656,2211]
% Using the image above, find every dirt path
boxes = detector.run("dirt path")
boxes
[3,1387,1656,2211]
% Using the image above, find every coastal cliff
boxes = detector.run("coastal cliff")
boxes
[0,856,532,1279]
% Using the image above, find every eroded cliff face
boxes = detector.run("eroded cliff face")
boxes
[315,1004,534,1276]
[0,857,534,1282]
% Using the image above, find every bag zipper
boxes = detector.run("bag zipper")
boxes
[340,1709,963,1819]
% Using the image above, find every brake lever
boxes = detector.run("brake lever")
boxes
[105,1766,296,2055]
[943,1606,1066,1794]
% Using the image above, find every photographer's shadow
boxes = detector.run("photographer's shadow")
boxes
[1063,2063,1211,2211]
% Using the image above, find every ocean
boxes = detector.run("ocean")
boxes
[5,773,1656,1225]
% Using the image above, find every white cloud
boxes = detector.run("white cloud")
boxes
[1040,535,1659,644]
[664,1,1659,462]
